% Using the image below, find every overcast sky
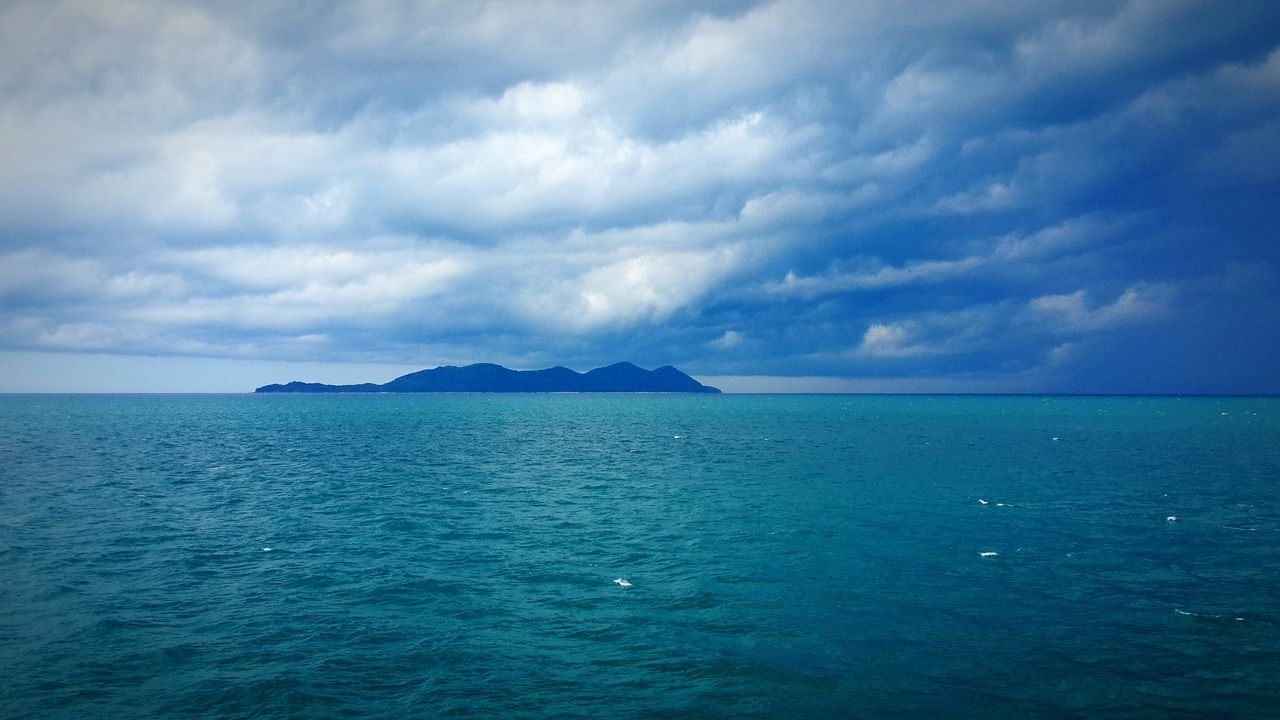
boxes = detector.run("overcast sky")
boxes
[2,0,1279,392]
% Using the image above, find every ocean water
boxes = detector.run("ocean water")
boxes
[1,394,1278,719]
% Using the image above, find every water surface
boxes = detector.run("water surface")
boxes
[1,394,1278,718]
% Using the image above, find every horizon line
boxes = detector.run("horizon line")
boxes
[2,391,1277,398]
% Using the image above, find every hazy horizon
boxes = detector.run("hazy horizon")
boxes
[0,350,1276,395]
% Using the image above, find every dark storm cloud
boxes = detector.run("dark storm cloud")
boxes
[1,0,1278,391]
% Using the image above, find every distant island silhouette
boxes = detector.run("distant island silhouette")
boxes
[254,361,721,394]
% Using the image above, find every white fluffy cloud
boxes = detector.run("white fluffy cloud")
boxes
[517,242,750,332]
[856,323,937,358]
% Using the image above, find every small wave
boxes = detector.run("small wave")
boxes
[1175,608,1247,622]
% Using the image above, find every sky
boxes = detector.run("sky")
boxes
[1,0,1279,393]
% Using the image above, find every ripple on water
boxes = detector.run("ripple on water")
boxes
[0,394,1277,718]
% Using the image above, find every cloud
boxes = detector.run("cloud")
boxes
[519,244,748,332]
[843,303,1018,364]
[710,330,745,350]
[127,255,469,331]
[856,323,938,358]
[765,216,1112,298]
[1045,341,1077,367]
[1030,285,1171,331]
[0,0,1277,391]
[843,282,1177,372]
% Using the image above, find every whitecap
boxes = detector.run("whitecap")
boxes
[613,578,632,588]
[1166,515,1178,522]
[262,547,272,552]
[978,499,989,505]
[979,551,998,557]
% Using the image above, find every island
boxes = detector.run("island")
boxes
[254,361,721,394]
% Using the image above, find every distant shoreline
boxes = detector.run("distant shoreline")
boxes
[253,361,722,394]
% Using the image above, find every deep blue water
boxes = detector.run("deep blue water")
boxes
[1,394,1278,718]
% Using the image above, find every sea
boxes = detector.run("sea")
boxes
[1,394,1278,718]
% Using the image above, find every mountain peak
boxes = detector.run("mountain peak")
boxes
[255,362,720,394]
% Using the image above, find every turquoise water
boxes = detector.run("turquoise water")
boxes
[1,394,1278,718]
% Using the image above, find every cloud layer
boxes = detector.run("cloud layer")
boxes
[2,0,1279,391]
